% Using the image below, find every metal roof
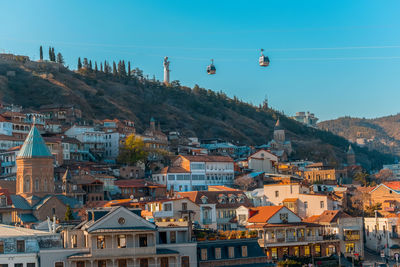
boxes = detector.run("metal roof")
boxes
[17,125,52,158]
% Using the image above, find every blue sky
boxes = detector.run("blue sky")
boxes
[1,0,400,121]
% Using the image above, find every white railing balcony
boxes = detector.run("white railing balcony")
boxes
[153,210,174,218]
[91,246,156,257]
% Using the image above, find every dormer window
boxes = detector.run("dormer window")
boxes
[280,213,288,223]
[229,195,236,204]
[201,196,208,204]
[218,194,227,204]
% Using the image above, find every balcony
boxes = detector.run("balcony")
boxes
[202,218,212,225]
[153,210,173,218]
[1,161,15,167]
[344,235,360,241]
[91,246,155,257]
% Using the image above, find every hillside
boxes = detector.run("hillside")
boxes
[318,115,400,157]
[0,56,395,170]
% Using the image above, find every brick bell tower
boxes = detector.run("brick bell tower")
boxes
[16,123,54,198]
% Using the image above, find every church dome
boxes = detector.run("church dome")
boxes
[17,125,52,159]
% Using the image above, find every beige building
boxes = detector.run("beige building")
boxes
[248,149,278,173]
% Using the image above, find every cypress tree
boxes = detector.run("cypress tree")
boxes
[121,60,126,77]
[39,46,43,61]
[51,47,55,61]
[112,61,117,76]
[48,47,52,61]
[104,61,109,74]
[100,62,103,72]
[128,61,131,77]
[95,62,98,72]
[56,53,64,64]
[89,60,93,70]
[78,57,82,70]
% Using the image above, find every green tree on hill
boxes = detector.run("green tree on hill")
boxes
[112,61,117,76]
[64,204,74,221]
[77,57,82,70]
[56,53,64,65]
[39,46,43,61]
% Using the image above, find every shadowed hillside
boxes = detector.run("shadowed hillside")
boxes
[0,56,395,170]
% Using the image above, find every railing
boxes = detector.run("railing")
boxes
[390,232,400,239]
[91,246,155,257]
[1,161,15,167]
[344,235,360,241]
[153,210,174,218]
[202,219,212,225]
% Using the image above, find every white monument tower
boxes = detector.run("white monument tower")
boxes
[163,56,170,85]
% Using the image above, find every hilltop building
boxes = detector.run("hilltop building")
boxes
[264,119,292,160]
[292,111,319,127]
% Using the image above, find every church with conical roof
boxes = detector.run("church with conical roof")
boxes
[16,124,54,198]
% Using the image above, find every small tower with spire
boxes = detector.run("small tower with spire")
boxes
[347,144,356,166]
[273,118,285,143]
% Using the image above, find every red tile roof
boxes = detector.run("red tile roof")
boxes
[158,166,190,174]
[383,182,400,191]
[208,185,239,191]
[247,206,284,223]
[179,155,234,162]
[303,210,351,224]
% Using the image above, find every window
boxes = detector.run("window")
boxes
[275,191,279,197]
[71,235,77,248]
[35,179,39,191]
[181,256,190,267]
[139,259,149,267]
[271,247,278,259]
[14,265,23,267]
[170,231,176,243]
[345,242,355,253]
[139,234,148,247]
[164,203,172,211]
[294,246,299,257]
[27,264,35,267]
[304,246,310,256]
[117,235,126,248]
[228,246,235,258]
[55,262,64,267]
[304,201,308,209]
[182,202,187,211]
[77,262,85,267]
[98,260,106,267]
[241,246,248,257]
[320,201,324,209]
[314,245,321,257]
[117,260,127,267]
[16,240,25,252]
[201,249,208,260]
[215,247,221,259]
[279,213,288,222]
[97,236,105,249]
[159,232,167,244]
[160,257,169,267]
[0,241,3,254]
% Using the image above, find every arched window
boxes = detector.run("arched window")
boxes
[34,179,39,191]
[24,176,30,192]
[44,179,48,191]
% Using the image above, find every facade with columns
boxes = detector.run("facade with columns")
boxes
[51,206,196,267]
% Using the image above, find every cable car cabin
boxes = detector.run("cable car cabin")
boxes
[259,55,270,67]
[207,59,216,75]
[259,48,270,67]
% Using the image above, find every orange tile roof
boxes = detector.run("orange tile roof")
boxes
[382,181,400,191]
[179,155,234,162]
[115,179,165,188]
[283,198,298,202]
[247,206,284,223]
[158,166,190,174]
[303,210,351,223]
[208,185,239,191]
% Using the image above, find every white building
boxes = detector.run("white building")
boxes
[0,224,61,267]
[382,163,400,180]
[364,216,400,258]
[153,155,235,192]
[263,183,338,218]
[292,111,319,127]
[248,149,278,173]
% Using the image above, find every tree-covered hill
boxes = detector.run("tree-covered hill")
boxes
[0,56,394,170]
